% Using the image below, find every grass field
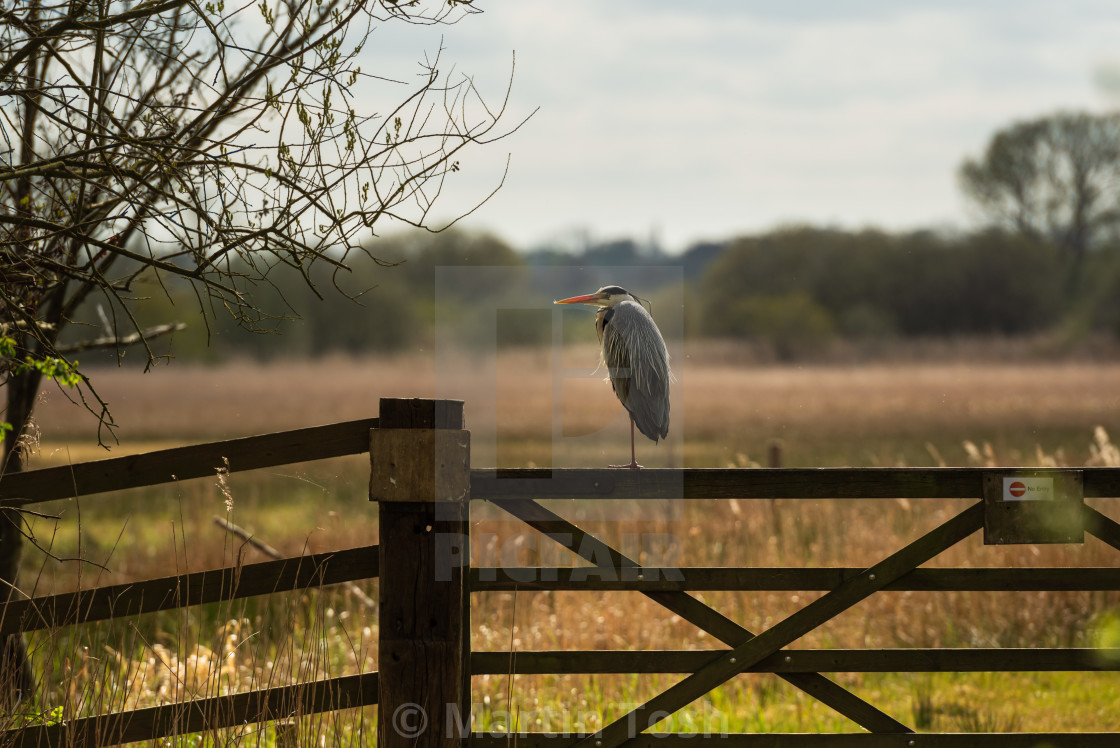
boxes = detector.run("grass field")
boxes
[13,344,1120,739]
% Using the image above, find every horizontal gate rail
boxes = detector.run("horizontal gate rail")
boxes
[468,734,1120,748]
[0,418,379,507]
[471,467,1120,500]
[0,545,378,635]
[6,672,378,748]
[473,648,1120,674]
[471,566,1120,591]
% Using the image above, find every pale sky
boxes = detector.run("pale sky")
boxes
[363,1,1120,252]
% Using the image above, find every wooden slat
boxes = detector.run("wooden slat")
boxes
[472,648,1120,674]
[576,503,985,748]
[471,566,1120,592]
[0,546,378,634]
[3,672,378,748]
[470,734,1120,748]
[471,467,1120,500]
[492,499,909,735]
[0,418,378,506]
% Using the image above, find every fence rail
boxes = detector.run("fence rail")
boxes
[0,546,377,635]
[465,735,1120,748]
[470,648,1120,674]
[0,418,378,506]
[1,398,1118,748]
[470,466,1120,499]
[470,566,1120,591]
[7,673,379,748]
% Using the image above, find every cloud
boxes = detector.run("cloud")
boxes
[363,1,1120,249]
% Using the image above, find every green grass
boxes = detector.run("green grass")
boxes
[469,671,1120,735]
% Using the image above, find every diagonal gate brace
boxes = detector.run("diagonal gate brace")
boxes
[491,499,911,734]
[1083,505,1120,553]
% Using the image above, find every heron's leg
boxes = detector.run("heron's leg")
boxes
[610,417,642,469]
[631,419,637,466]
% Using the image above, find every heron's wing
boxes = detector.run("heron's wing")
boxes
[599,301,671,441]
[598,307,630,405]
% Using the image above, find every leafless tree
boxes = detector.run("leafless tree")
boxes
[959,111,1120,281]
[0,0,522,703]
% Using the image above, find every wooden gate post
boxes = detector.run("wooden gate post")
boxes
[371,398,471,748]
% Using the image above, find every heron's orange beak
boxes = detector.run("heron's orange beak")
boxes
[554,292,604,305]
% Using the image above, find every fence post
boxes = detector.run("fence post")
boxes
[371,398,471,748]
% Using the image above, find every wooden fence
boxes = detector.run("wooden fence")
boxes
[0,397,1118,747]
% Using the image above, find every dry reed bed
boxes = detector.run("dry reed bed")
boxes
[29,346,1120,467]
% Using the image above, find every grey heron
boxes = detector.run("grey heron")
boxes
[555,285,672,469]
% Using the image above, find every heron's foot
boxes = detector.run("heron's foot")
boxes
[609,461,643,469]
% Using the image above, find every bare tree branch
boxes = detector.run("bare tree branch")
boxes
[55,322,186,353]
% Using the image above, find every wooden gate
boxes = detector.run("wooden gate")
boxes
[469,472,1120,747]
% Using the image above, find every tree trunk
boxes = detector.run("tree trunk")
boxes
[1,367,42,706]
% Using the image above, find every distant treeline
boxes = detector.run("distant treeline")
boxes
[68,225,1120,362]
[698,226,1120,357]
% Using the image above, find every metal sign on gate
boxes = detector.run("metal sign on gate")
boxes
[982,470,1084,545]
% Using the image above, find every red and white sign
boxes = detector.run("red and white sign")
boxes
[1002,476,1054,501]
